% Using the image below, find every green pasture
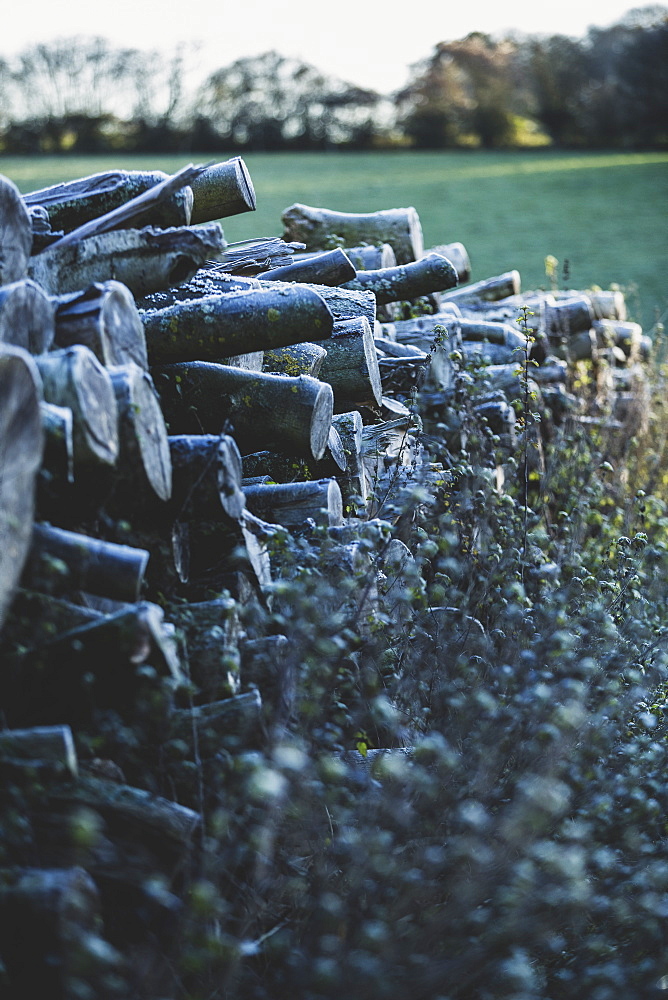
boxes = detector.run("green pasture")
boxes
[3,150,666,328]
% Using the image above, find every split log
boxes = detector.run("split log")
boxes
[23,168,193,233]
[282,203,424,264]
[0,279,55,353]
[263,341,327,378]
[243,478,344,528]
[166,597,241,702]
[0,174,33,284]
[441,269,521,307]
[168,434,245,521]
[40,402,74,484]
[313,316,383,408]
[140,285,333,364]
[0,346,44,632]
[339,244,397,271]
[313,410,368,510]
[153,363,334,461]
[28,224,225,297]
[23,523,149,603]
[53,280,148,370]
[171,690,263,753]
[342,252,458,304]
[34,345,119,468]
[327,424,347,471]
[425,242,471,283]
[0,725,78,778]
[185,509,276,600]
[108,364,173,502]
[260,248,355,286]
[188,157,256,223]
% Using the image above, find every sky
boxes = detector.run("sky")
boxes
[2,0,662,94]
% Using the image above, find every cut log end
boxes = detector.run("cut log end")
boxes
[309,380,335,461]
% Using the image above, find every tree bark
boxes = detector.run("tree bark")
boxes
[35,345,119,469]
[168,434,245,521]
[0,174,33,284]
[40,401,74,485]
[53,280,148,370]
[0,346,44,633]
[261,248,355,286]
[0,279,55,354]
[459,318,527,350]
[338,244,397,271]
[313,316,383,408]
[24,523,149,603]
[153,363,334,461]
[108,364,173,502]
[543,294,594,339]
[243,478,343,528]
[188,157,257,223]
[263,341,327,378]
[28,224,225,297]
[140,285,333,364]
[441,269,521,307]
[166,596,241,702]
[282,203,424,264]
[23,168,193,233]
[342,253,458,304]
[424,242,471,283]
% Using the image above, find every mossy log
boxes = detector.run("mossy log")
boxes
[153,363,334,461]
[313,316,383,408]
[425,242,471,283]
[441,270,521,307]
[342,253,458,304]
[23,168,193,233]
[141,285,333,364]
[188,157,256,223]
[0,725,78,777]
[241,450,311,483]
[0,346,44,632]
[263,341,327,378]
[28,224,225,297]
[23,522,149,603]
[34,345,119,468]
[108,364,173,502]
[282,203,424,264]
[243,478,343,528]
[53,280,148,370]
[261,248,355,286]
[0,174,33,284]
[0,279,55,353]
[168,433,245,521]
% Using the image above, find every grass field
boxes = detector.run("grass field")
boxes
[3,149,666,329]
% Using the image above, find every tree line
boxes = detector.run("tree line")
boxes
[1,5,666,155]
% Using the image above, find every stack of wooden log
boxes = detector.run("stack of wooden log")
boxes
[0,161,650,997]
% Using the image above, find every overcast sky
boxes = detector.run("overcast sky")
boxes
[3,0,662,94]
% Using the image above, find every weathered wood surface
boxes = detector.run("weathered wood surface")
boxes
[28,224,225,297]
[441,269,521,307]
[35,345,119,468]
[259,247,355,286]
[140,285,334,364]
[339,243,397,271]
[169,434,246,521]
[263,341,328,378]
[0,174,33,284]
[189,157,257,223]
[243,478,344,528]
[23,168,194,233]
[459,318,527,350]
[0,725,78,777]
[314,316,383,408]
[171,690,263,752]
[153,363,334,460]
[342,252,458,304]
[282,203,424,264]
[425,242,471,283]
[40,401,74,485]
[54,280,148,369]
[314,409,368,509]
[0,279,55,354]
[109,364,173,502]
[166,596,241,701]
[543,294,594,339]
[0,346,44,632]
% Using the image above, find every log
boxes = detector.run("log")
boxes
[153,363,334,461]
[28,224,225,297]
[243,478,344,528]
[425,242,471,283]
[108,364,173,502]
[0,346,44,632]
[0,174,33,284]
[263,341,328,378]
[327,424,347,471]
[171,690,263,752]
[441,269,521,307]
[188,157,257,223]
[459,318,527,351]
[543,294,594,339]
[241,635,294,728]
[0,279,55,353]
[34,345,119,468]
[313,316,383,408]
[53,280,148,370]
[282,203,424,264]
[140,285,333,364]
[260,248,356,286]
[23,168,193,233]
[384,313,462,392]
[242,450,311,483]
[168,434,245,521]
[166,597,241,702]
[0,588,102,658]
[313,409,368,511]
[549,329,597,363]
[342,253,458,304]
[339,244,397,271]
[40,402,74,484]
[0,725,78,777]
[185,509,276,600]
[593,319,643,359]
[23,523,149,602]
